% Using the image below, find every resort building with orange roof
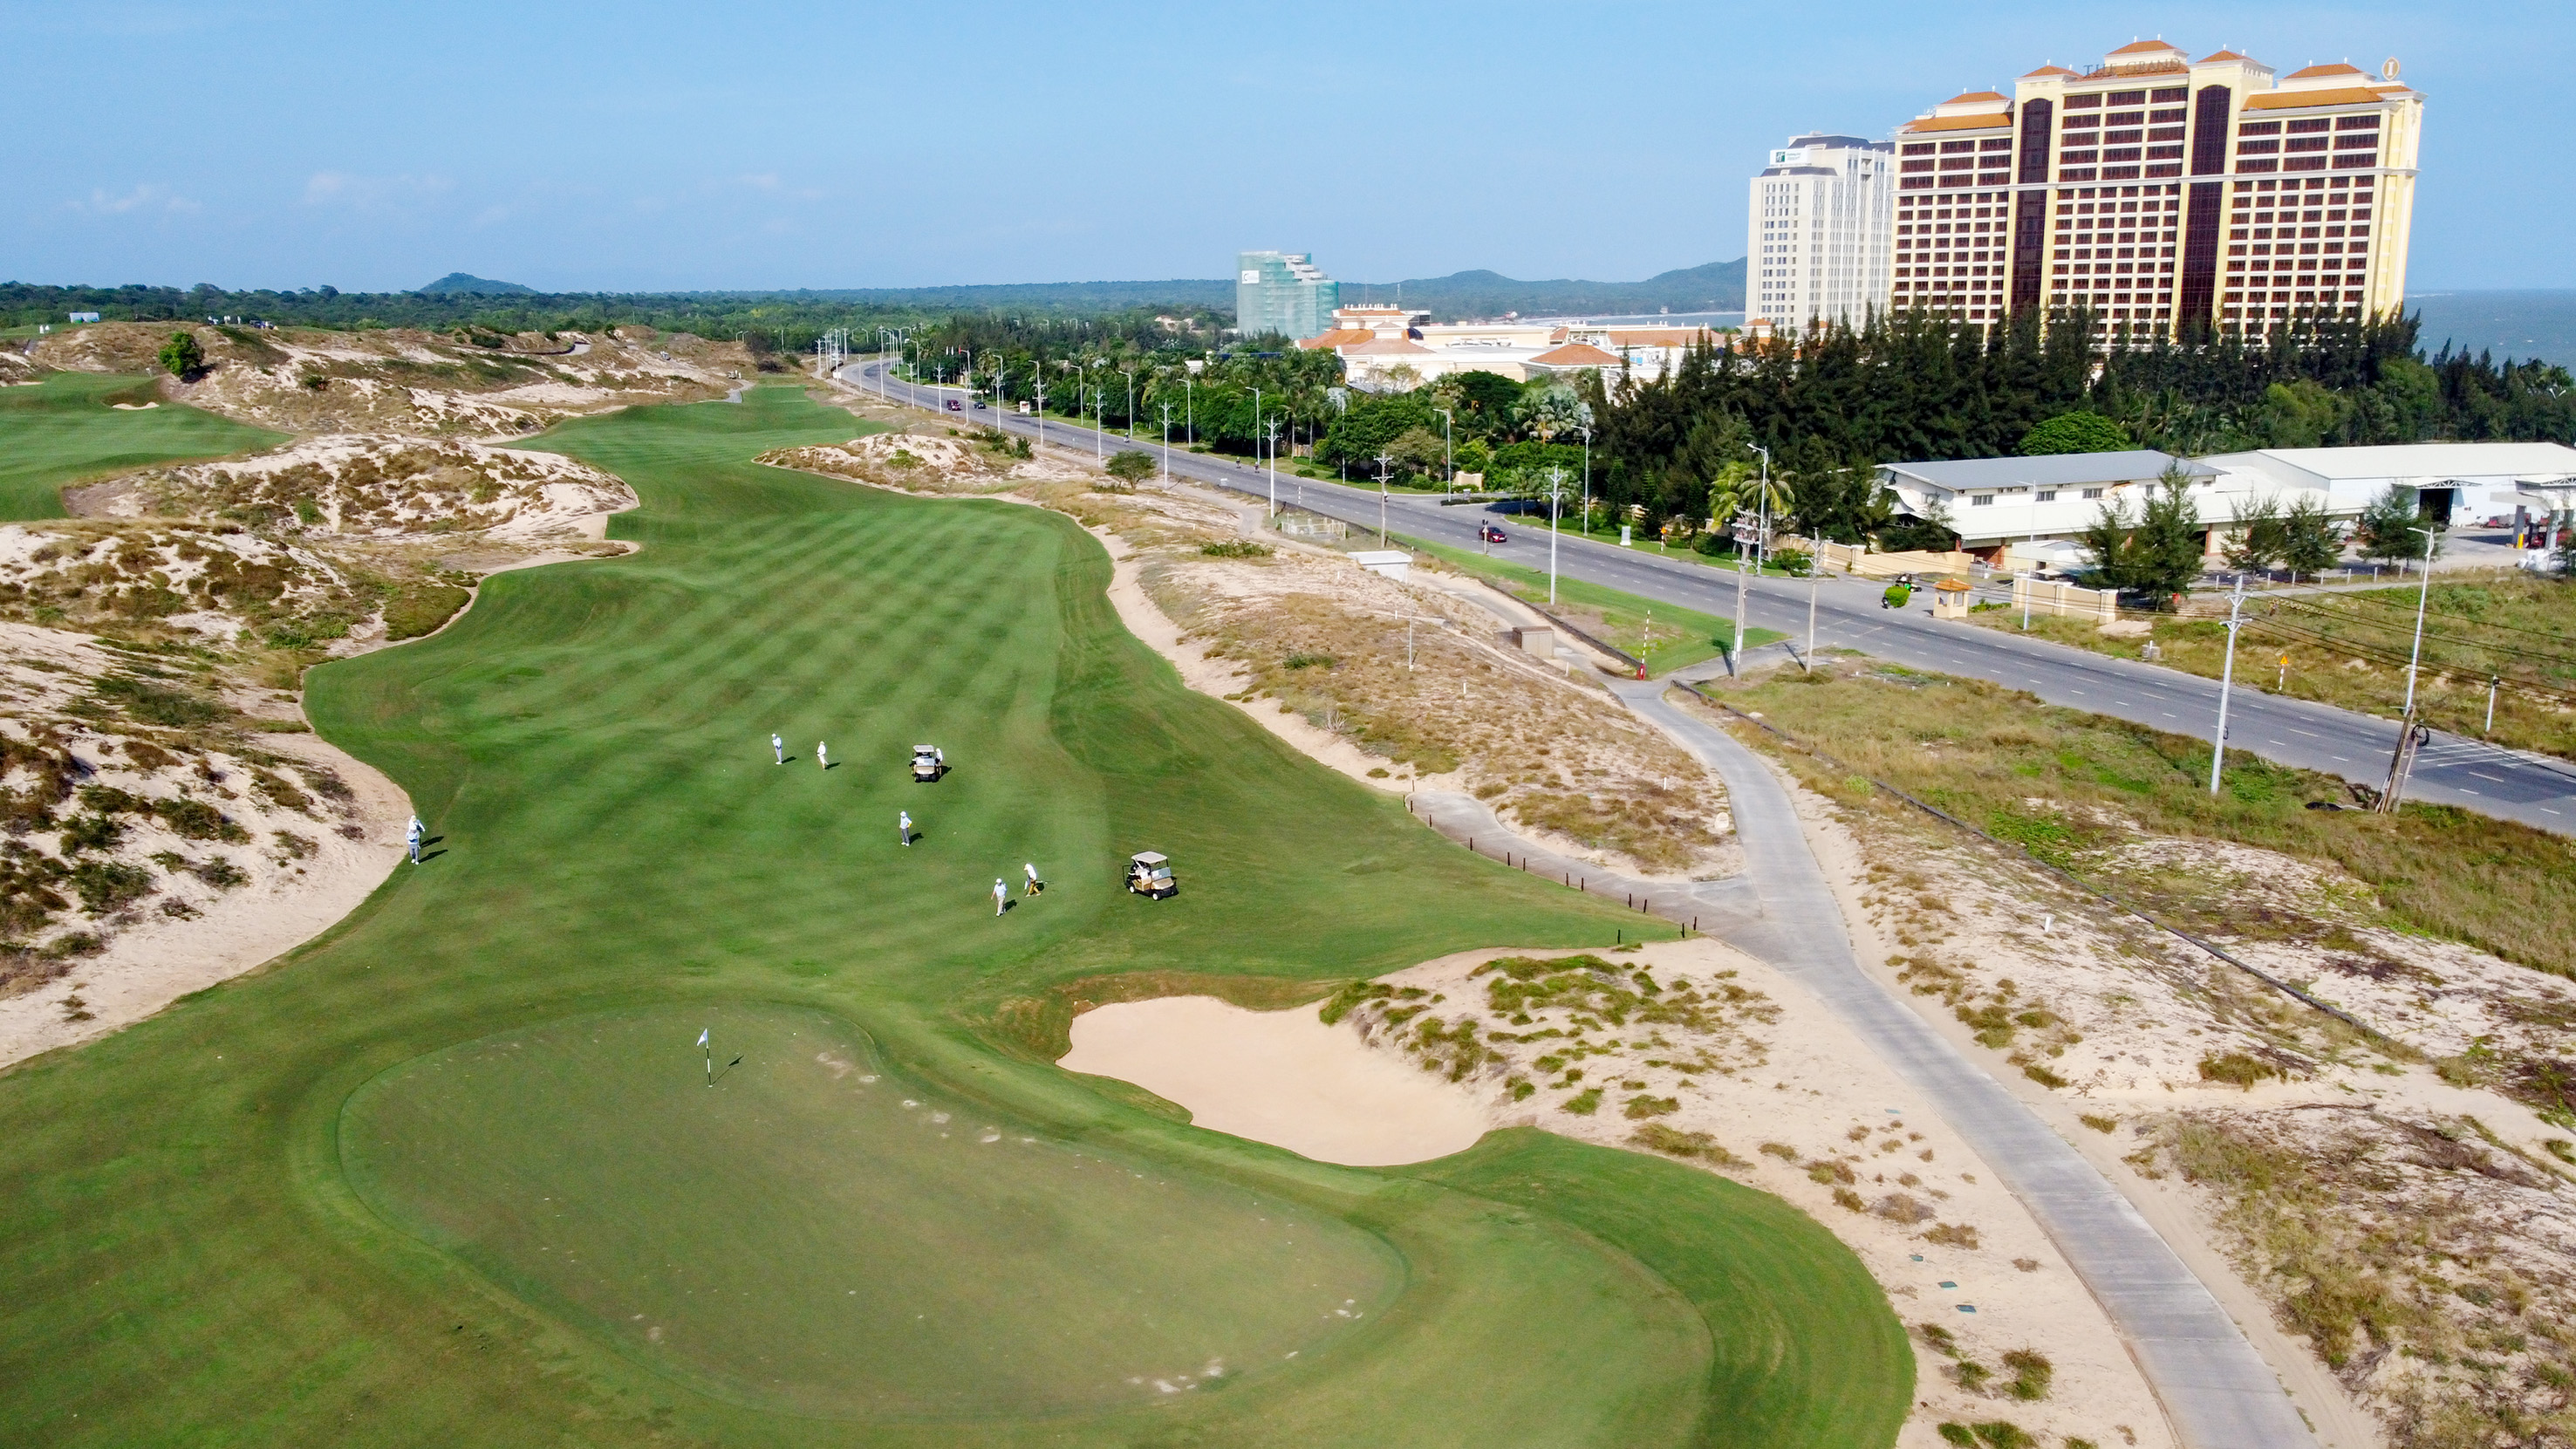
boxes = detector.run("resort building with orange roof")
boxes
[1882,38,2422,336]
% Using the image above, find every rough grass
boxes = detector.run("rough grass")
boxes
[1397,532,1785,674]
[0,371,284,519]
[1964,576,2576,760]
[1702,664,2576,980]
[0,387,1903,1449]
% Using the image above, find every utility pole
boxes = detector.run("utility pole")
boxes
[1435,408,1452,489]
[1160,402,1174,482]
[2208,574,2248,796]
[1266,418,1282,518]
[2379,522,2441,814]
[1748,443,1773,571]
[1729,509,1760,673]
[1576,425,1592,537]
[2484,675,2499,736]
[1375,453,1394,545]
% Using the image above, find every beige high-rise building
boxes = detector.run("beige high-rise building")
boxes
[1883,38,2422,334]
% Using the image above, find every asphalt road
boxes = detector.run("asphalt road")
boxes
[849,363,2576,835]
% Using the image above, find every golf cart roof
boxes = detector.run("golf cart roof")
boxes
[912,744,937,754]
[1131,851,1168,865]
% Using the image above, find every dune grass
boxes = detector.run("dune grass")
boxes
[0,387,1904,1447]
[0,371,286,518]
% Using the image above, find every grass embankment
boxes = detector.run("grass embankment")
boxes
[0,387,1904,1448]
[1402,533,1785,674]
[0,372,285,518]
[1967,577,2576,759]
[1700,662,2576,981]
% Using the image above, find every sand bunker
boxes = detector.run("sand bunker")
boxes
[1059,995,1492,1166]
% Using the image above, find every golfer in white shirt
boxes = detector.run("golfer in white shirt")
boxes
[898,810,912,846]
[993,878,1009,917]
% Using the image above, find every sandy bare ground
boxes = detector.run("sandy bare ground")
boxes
[0,721,409,1073]
[1059,994,1493,1166]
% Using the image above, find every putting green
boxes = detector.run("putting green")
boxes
[342,1004,1407,1418]
[0,386,1909,1448]
[0,371,285,518]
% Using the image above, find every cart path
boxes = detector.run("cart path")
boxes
[1609,678,2320,1449]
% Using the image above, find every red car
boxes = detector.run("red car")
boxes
[1478,524,1509,543]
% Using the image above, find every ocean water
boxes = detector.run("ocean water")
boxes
[2406,290,2576,369]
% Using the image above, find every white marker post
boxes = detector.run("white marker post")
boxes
[700,1027,712,1086]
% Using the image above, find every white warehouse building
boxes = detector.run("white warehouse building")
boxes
[1748,133,1896,332]
[1879,441,2576,565]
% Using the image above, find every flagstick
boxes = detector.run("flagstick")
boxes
[705,1039,713,1087]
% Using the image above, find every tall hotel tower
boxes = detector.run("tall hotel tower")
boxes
[1748,133,1896,331]
[1885,39,2422,333]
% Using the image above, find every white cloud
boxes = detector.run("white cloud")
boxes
[68,183,200,216]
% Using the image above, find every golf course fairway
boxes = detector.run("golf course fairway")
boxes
[0,370,285,517]
[0,386,1911,1447]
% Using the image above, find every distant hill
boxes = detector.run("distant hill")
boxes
[1340,262,1743,320]
[417,273,537,296]
[754,261,1745,322]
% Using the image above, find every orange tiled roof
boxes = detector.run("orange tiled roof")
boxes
[2244,85,2387,109]
[2285,62,2368,79]
[1903,113,2013,132]
[1298,328,1376,350]
[1530,343,1622,367]
[2022,65,2079,78]
[1944,90,2008,104]
[2198,49,2258,63]
[2108,39,2183,56]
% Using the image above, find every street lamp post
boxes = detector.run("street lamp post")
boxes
[1544,467,1569,606]
[1375,453,1395,546]
[2207,574,2249,796]
[1729,509,1761,673]
[1747,443,1773,570]
[1266,418,1281,518]
[1160,402,1173,481]
[1435,408,1452,490]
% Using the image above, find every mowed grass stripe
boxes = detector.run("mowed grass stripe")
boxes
[0,387,1906,1449]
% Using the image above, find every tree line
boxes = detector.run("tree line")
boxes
[1582,308,2576,550]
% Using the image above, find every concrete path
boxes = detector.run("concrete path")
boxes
[1611,679,2318,1449]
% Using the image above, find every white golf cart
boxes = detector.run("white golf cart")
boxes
[1125,851,1176,899]
[911,744,945,783]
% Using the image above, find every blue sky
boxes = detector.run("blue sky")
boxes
[7,0,2568,293]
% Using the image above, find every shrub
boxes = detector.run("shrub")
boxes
[1199,539,1272,557]
[1807,1159,1856,1186]
[2022,1063,2070,1089]
[2079,1113,2118,1133]
[1873,1193,1935,1224]
[1629,1124,1747,1167]
[154,798,249,843]
[88,675,225,728]
[2019,410,2128,456]
[1772,547,1813,578]
[1917,1323,1960,1357]
[1969,1423,2036,1449]
[158,331,204,379]
[2000,1348,2053,1401]
[1758,1141,1799,1160]
[2197,1050,2283,1089]
[1952,1359,1992,1393]
[1561,1086,1603,1115]
[69,860,153,915]
[1832,1187,1867,1213]
[1622,1094,1679,1119]
[1104,449,1157,487]
[1923,1222,1982,1249]
[58,814,124,856]
[1938,1425,1976,1447]
[382,584,471,641]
